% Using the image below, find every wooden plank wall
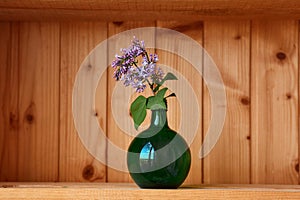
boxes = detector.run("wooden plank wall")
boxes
[203,21,251,184]
[59,22,107,182]
[0,20,299,184]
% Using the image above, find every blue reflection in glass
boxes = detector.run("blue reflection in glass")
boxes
[140,142,155,172]
[140,142,155,160]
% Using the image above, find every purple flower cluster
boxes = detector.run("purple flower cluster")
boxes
[111,37,164,93]
[111,37,146,81]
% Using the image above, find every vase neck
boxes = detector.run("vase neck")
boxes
[150,109,168,129]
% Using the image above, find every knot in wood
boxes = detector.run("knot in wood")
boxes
[240,97,250,105]
[26,114,34,123]
[234,35,241,40]
[286,93,292,100]
[24,102,36,124]
[82,165,95,180]
[87,64,93,70]
[113,21,124,26]
[295,163,299,172]
[276,52,286,60]
[9,112,19,129]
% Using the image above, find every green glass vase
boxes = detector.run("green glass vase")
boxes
[127,109,191,188]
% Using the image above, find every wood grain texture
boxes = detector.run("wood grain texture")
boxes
[251,20,299,184]
[106,21,156,182]
[0,22,19,181]
[0,22,10,180]
[15,22,60,181]
[0,19,300,185]
[0,183,300,200]
[1,0,300,10]
[299,21,300,185]
[1,0,300,21]
[59,22,107,182]
[203,21,251,184]
[156,21,203,185]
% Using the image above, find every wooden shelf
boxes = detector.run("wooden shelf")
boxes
[0,0,300,21]
[1,183,300,199]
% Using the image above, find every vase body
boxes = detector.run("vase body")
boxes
[127,109,191,188]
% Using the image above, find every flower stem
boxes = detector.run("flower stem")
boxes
[133,61,140,69]
[145,52,150,63]
[147,80,155,95]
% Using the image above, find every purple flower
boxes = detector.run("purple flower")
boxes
[149,67,164,84]
[150,54,159,63]
[136,85,146,93]
[111,37,164,93]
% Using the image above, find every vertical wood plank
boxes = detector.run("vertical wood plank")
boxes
[17,22,60,181]
[251,20,298,184]
[156,21,203,185]
[0,23,19,181]
[107,21,155,182]
[60,22,107,182]
[203,21,251,184]
[299,20,300,185]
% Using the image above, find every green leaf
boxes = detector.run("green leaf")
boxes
[157,88,168,99]
[160,72,177,85]
[146,88,168,110]
[146,96,167,110]
[163,72,178,81]
[130,96,147,130]
[153,73,178,93]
